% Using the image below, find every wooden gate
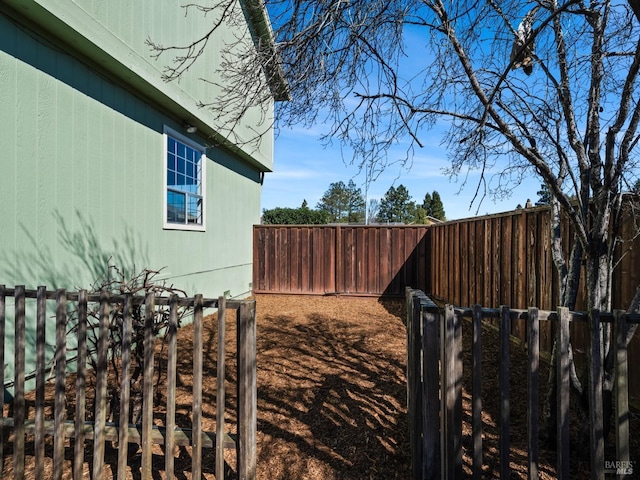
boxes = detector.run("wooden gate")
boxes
[406,287,635,479]
[0,285,256,480]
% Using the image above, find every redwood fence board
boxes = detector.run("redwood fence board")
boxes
[253,224,431,296]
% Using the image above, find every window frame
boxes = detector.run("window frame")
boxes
[163,126,207,231]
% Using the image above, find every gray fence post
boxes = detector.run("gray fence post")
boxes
[441,304,462,479]
[556,306,570,480]
[237,300,257,480]
[420,293,440,480]
[588,309,604,480]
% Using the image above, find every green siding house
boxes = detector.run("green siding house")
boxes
[0,0,287,298]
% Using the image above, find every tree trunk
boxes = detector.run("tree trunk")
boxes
[543,200,585,448]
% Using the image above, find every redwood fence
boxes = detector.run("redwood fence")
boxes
[429,206,640,404]
[0,285,257,480]
[253,206,640,401]
[253,224,430,296]
[406,287,636,480]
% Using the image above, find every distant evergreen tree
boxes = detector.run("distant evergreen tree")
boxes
[422,192,432,214]
[421,190,446,220]
[536,183,552,205]
[317,180,366,223]
[317,181,348,221]
[431,191,446,220]
[412,206,429,224]
[379,185,415,223]
[345,180,366,223]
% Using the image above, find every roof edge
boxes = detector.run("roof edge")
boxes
[243,0,291,102]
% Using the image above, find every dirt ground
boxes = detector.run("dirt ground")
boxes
[3,294,639,479]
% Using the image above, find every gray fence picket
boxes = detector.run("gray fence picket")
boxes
[74,290,88,480]
[141,292,156,480]
[93,291,111,480]
[165,294,178,478]
[422,298,440,480]
[35,286,46,479]
[589,310,604,480]
[499,305,510,479]
[439,304,448,480]
[217,296,227,480]
[527,307,539,480]
[117,294,132,480]
[407,289,422,479]
[441,304,462,479]
[472,304,483,480]
[54,289,67,480]
[614,310,630,472]
[14,285,26,480]
[192,294,204,479]
[238,300,257,480]
[557,306,570,479]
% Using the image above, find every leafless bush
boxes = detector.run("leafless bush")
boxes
[67,263,192,426]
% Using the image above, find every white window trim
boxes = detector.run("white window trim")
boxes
[163,126,207,232]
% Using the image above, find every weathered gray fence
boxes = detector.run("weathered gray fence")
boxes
[0,285,256,480]
[406,287,635,480]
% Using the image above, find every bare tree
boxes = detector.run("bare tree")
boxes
[151,0,640,450]
[67,264,191,429]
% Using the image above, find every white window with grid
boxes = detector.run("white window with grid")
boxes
[163,127,206,231]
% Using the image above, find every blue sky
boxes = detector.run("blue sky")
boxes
[262,124,542,221]
[261,20,543,221]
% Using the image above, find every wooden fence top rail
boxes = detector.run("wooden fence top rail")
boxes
[407,289,640,324]
[452,306,640,324]
[0,285,250,309]
[255,224,431,228]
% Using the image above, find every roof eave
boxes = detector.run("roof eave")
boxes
[243,0,291,102]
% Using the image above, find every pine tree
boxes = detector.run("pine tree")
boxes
[345,180,366,223]
[316,180,365,223]
[536,183,552,206]
[379,185,415,223]
[422,190,446,220]
[430,191,446,220]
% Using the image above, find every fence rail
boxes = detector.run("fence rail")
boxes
[406,287,634,479]
[0,285,257,480]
